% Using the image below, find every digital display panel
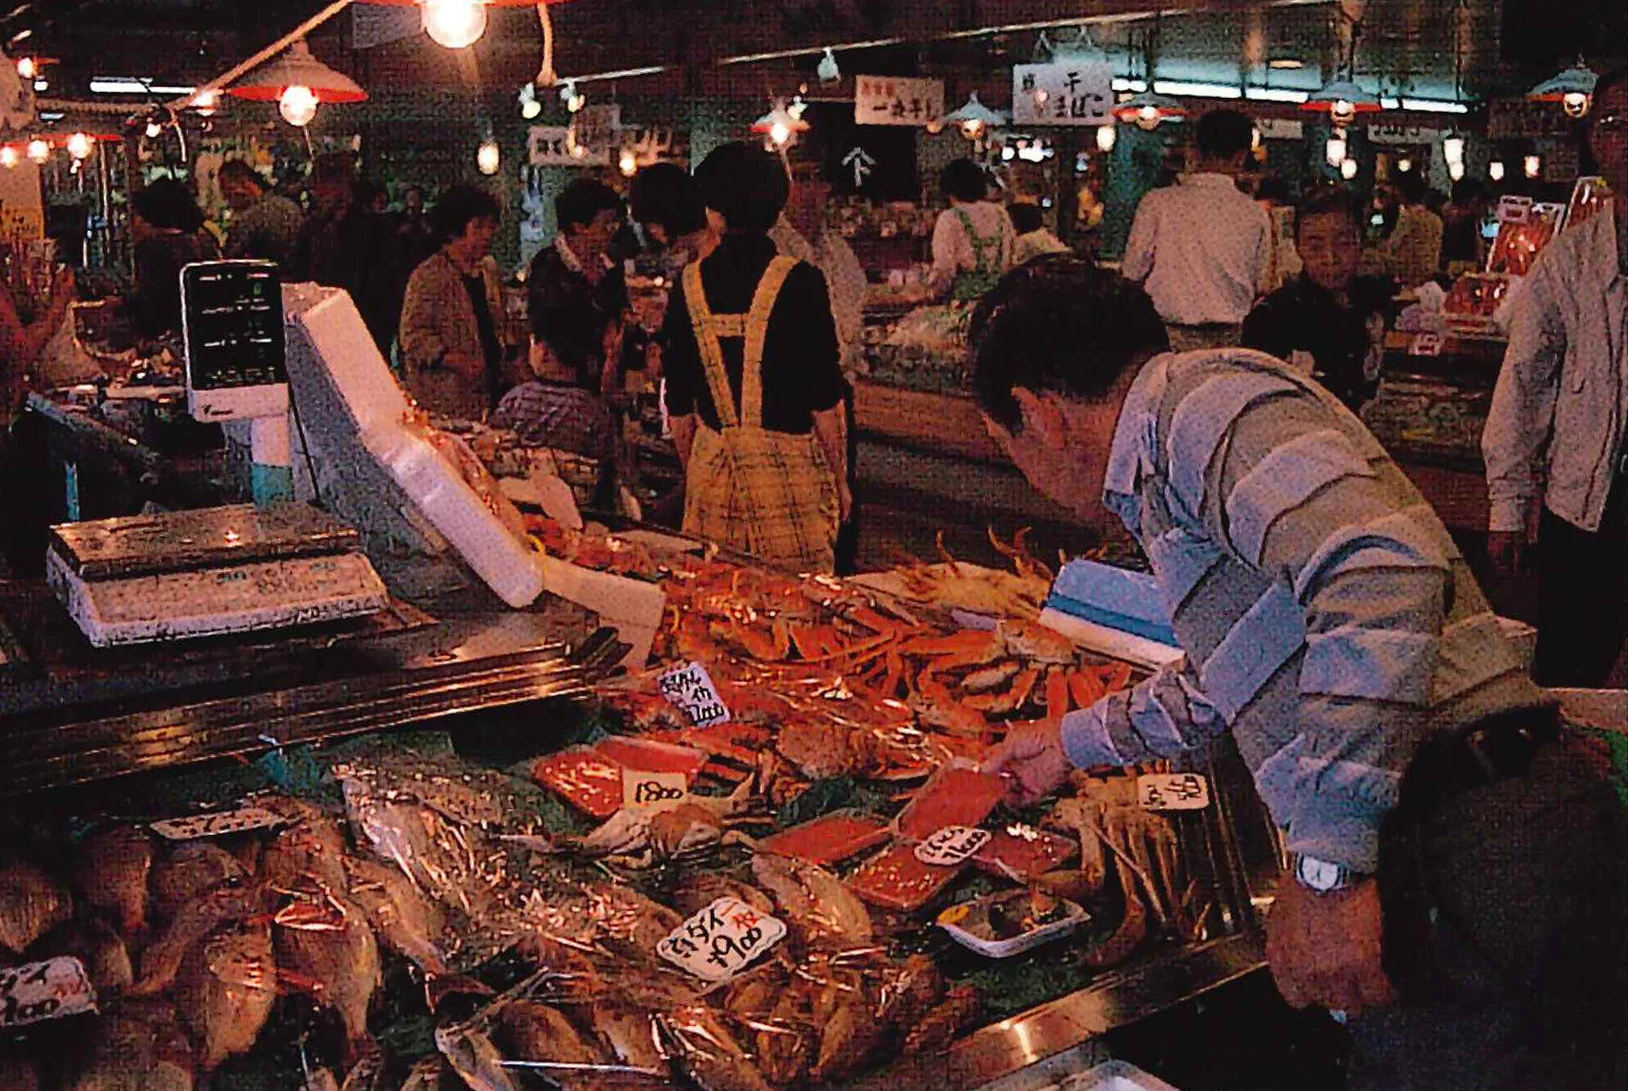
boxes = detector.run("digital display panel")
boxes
[182,262,286,391]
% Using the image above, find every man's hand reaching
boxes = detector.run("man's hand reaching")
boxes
[980,719,1071,806]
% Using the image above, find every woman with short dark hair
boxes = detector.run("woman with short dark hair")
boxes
[661,142,849,572]
[399,184,513,418]
[929,159,1016,301]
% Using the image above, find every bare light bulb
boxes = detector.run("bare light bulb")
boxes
[1489,160,1506,181]
[769,120,792,147]
[422,0,488,50]
[15,56,35,80]
[518,83,541,120]
[1448,160,1465,181]
[1340,157,1358,180]
[1096,123,1116,153]
[0,146,17,169]
[1331,99,1356,127]
[145,120,163,138]
[1524,154,1542,179]
[1135,104,1160,130]
[477,139,501,175]
[619,148,638,177]
[816,47,840,85]
[1442,133,1465,167]
[560,80,585,113]
[26,138,48,164]
[65,132,93,160]
[1397,157,1413,174]
[1326,133,1348,168]
[960,118,984,140]
[192,89,219,116]
[1562,91,1591,119]
[279,84,319,127]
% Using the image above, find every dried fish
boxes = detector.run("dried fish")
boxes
[344,854,448,976]
[659,1003,774,1091]
[497,1000,603,1090]
[37,917,134,993]
[74,827,153,937]
[151,843,247,922]
[0,860,72,954]
[176,921,276,1072]
[750,854,873,946]
[274,889,381,1050]
[261,797,350,895]
[64,998,194,1091]
[130,881,270,997]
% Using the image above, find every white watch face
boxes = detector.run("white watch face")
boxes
[1298,856,1344,892]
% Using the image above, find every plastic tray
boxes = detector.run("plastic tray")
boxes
[848,841,965,913]
[531,746,627,818]
[936,889,1089,959]
[758,810,893,867]
[895,764,1006,841]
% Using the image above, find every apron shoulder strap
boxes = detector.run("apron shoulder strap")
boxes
[740,256,799,429]
[682,260,741,430]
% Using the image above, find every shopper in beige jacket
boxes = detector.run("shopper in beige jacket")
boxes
[400,185,516,419]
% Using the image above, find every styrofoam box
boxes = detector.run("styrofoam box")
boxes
[1060,1061,1183,1091]
[285,285,545,609]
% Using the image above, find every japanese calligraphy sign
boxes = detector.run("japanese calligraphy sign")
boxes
[658,661,731,728]
[1138,773,1210,811]
[151,805,286,841]
[914,825,992,867]
[528,126,610,167]
[622,769,691,814]
[1011,61,1114,126]
[0,957,97,1028]
[855,76,945,127]
[657,897,787,981]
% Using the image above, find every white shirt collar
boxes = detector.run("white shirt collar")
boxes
[1101,355,1171,533]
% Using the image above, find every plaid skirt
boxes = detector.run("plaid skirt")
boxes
[683,423,839,574]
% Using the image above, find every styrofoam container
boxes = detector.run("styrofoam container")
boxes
[936,889,1090,959]
[1059,1060,1183,1091]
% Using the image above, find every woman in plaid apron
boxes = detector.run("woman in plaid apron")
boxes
[661,144,851,574]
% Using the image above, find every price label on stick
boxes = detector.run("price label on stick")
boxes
[150,805,286,841]
[914,825,992,867]
[657,896,786,982]
[622,769,690,813]
[657,661,731,728]
[1138,773,1210,811]
[0,957,97,1029]
[1410,332,1445,357]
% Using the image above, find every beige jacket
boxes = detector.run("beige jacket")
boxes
[400,250,510,419]
[1484,207,1627,533]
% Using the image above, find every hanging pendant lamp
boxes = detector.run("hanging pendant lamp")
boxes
[1528,60,1598,119]
[228,41,366,127]
[1111,91,1187,130]
[941,92,1008,140]
[1300,78,1382,126]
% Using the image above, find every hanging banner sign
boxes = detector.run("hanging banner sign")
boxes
[1369,122,1446,144]
[855,76,945,127]
[1011,61,1114,126]
[528,126,610,167]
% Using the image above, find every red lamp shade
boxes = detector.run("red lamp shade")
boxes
[228,41,367,103]
[356,0,575,5]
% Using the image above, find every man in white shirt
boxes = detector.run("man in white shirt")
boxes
[1122,109,1271,352]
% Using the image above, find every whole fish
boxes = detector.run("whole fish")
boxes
[749,854,872,946]
[262,797,350,895]
[498,1000,605,1091]
[274,889,381,1049]
[74,827,154,936]
[0,860,72,955]
[659,1003,774,1091]
[151,843,247,922]
[344,854,449,975]
[37,917,134,993]
[399,1057,450,1091]
[130,881,270,997]
[175,921,277,1072]
[65,998,194,1091]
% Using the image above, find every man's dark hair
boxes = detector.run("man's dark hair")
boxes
[629,163,706,239]
[217,159,267,192]
[132,178,206,233]
[555,178,624,234]
[1196,109,1256,162]
[1295,183,1366,237]
[695,142,789,235]
[1396,171,1433,206]
[971,255,1168,434]
[431,184,500,243]
[1255,176,1293,204]
[940,158,989,203]
[1008,203,1044,235]
[1580,65,1627,175]
[1450,178,1489,206]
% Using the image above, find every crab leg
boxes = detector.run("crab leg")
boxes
[1067,668,1106,710]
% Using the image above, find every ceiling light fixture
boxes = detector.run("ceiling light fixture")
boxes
[25,137,47,163]
[1528,59,1597,119]
[1442,130,1465,167]
[477,138,501,174]
[1095,123,1116,153]
[1448,160,1465,181]
[560,78,584,113]
[816,47,840,85]
[0,146,16,169]
[941,91,1006,140]
[1111,91,1186,130]
[278,85,319,127]
[752,101,808,149]
[14,55,34,79]
[65,132,93,160]
[1301,78,1381,126]
[144,119,162,139]
[1488,159,1505,181]
[1524,154,1542,179]
[518,82,541,119]
[227,41,366,128]
[1266,57,1305,70]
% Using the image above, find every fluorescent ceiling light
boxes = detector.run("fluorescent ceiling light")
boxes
[1246,87,1310,103]
[1267,57,1305,70]
[1380,96,1401,109]
[38,110,63,121]
[1111,78,1148,93]
[1399,98,1468,114]
[1154,80,1242,99]
[90,77,197,96]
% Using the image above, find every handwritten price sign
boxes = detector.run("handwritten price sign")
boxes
[914,825,992,867]
[0,957,97,1029]
[622,769,690,814]
[150,805,286,841]
[657,661,731,728]
[657,896,786,982]
[1138,773,1210,811]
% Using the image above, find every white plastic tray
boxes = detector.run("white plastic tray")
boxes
[937,889,1090,959]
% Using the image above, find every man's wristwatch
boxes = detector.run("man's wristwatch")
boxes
[1293,854,1364,894]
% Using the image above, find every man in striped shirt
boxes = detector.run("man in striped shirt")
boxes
[977,256,1624,1090]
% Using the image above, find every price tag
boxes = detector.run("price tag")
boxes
[150,805,286,841]
[1496,195,1534,224]
[1138,773,1210,811]
[622,769,690,813]
[1410,333,1445,357]
[656,897,786,982]
[913,825,992,867]
[657,661,731,728]
[0,957,97,1029]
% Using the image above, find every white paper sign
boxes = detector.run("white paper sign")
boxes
[1410,333,1445,357]
[150,805,286,841]
[657,661,731,727]
[0,957,97,1028]
[622,769,690,813]
[914,825,992,867]
[1138,773,1210,811]
[1012,61,1114,126]
[855,76,945,127]
[1497,195,1534,224]
[528,126,611,167]
[656,897,786,982]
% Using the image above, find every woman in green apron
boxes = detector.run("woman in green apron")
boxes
[660,144,851,574]
[929,159,1017,302]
